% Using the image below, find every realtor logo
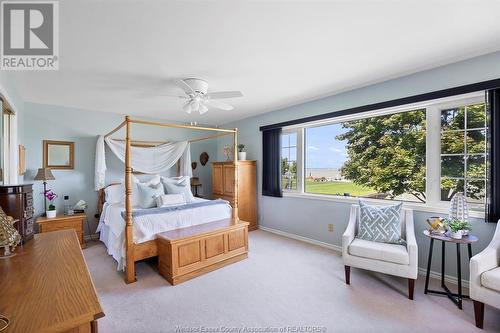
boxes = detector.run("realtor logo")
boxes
[1,1,59,70]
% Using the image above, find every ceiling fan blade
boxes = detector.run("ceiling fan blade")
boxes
[206,91,243,99]
[205,99,234,111]
[157,94,188,99]
[180,79,195,94]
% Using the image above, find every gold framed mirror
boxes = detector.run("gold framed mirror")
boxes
[43,140,74,169]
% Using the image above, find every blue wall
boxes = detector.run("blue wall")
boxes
[218,50,500,280]
[22,102,217,235]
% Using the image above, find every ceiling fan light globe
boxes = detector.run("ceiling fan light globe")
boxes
[199,103,208,115]
[183,102,192,114]
[191,100,200,111]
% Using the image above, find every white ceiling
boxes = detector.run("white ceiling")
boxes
[9,0,500,125]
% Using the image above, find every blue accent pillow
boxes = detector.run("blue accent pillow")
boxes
[357,200,405,244]
[137,182,165,208]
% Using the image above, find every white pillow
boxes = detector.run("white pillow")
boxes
[104,184,124,204]
[132,175,161,206]
[161,176,195,202]
[106,176,162,206]
[133,174,161,185]
[137,182,165,209]
[154,193,186,208]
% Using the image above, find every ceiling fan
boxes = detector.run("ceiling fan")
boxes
[166,78,243,115]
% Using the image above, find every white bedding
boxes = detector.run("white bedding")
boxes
[97,198,232,270]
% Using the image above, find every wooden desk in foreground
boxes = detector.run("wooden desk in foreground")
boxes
[0,230,104,333]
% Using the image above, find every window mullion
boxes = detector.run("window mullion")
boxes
[297,128,304,193]
[426,106,441,204]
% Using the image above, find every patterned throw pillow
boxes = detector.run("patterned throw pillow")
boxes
[357,200,405,245]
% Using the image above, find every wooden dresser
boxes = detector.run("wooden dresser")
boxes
[0,184,34,243]
[0,230,104,333]
[212,160,257,231]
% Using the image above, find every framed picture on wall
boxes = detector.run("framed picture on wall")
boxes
[18,145,26,175]
[43,140,74,170]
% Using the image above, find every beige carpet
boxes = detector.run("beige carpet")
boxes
[84,230,500,333]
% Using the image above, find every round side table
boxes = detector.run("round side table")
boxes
[423,230,478,309]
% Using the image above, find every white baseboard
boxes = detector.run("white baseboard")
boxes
[259,225,342,252]
[258,225,469,288]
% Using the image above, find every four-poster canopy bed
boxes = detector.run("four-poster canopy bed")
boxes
[101,116,244,284]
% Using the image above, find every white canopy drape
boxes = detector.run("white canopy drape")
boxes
[95,136,192,190]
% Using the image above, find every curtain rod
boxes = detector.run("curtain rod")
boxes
[129,118,236,133]
[104,117,235,139]
[111,132,232,146]
[259,78,500,132]
[104,120,127,138]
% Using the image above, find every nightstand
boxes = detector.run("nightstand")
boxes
[36,213,86,248]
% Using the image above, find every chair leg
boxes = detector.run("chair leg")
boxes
[344,265,350,285]
[473,300,484,329]
[408,278,415,300]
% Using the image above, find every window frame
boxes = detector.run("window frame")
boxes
[280,128,303,192]
[280,92,486,217]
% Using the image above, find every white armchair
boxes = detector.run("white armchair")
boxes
[470,222,500,329]
[342,204,418,299]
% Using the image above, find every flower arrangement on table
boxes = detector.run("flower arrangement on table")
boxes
[44,189,58,218]
[223,145,232,161]
[444,218,472,240]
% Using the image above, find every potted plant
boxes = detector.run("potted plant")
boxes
[460,220,472,236]
[447,219,464,239]
[44,189,58,218]
[237,144,247,160]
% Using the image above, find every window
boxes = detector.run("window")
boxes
[440,103,486,208]
[281,132,297,190]
[305,109,426,202]
[280,93,487,212]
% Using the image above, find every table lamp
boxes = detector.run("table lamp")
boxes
[34,168,55,212]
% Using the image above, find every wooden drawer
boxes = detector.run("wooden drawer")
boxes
[37,215,85,247]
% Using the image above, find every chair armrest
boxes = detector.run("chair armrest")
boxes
[471,223,500,284]
[342,205,358,256]
[404,209,418,270]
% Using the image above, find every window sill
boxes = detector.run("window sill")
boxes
[282,192,485,219]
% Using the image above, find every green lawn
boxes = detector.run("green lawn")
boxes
[305,180,375,196]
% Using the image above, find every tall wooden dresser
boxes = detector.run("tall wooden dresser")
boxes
[0,184,34,243]
[212,160,257,231]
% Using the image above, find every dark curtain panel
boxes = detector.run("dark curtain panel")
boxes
[262,128,283,197]
[487,88,500,223]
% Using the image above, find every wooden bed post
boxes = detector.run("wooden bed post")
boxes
[232,128,239,224]
[124,116,136,284]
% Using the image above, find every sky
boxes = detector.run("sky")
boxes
[306,123,348,169]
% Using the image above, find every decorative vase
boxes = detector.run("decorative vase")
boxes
[46,210,57,218]
[450,230,463,239]
[462,229,469,236]
[238,152,247,160]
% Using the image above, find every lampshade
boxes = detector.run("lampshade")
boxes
[34,168,55,181]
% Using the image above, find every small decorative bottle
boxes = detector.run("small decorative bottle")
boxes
[63,196,71,215]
